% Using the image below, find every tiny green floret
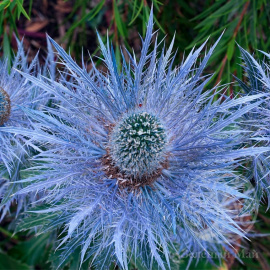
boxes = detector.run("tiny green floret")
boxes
[110,112,167,178]
[0,87,11,126]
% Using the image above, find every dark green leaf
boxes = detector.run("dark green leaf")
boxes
[113,0,127,37]
[0,253,31,270]
[227,37,235,61]
[15,0,30,20]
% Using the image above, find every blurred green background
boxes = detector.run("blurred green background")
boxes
[1,0,270,269]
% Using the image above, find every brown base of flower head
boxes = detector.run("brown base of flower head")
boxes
[101,151,168,192]
[0,87,11,126]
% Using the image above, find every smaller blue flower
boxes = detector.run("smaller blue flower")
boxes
[236,46,270,209]
[0,38,56,220]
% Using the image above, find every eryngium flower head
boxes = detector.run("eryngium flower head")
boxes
[0,38,55,219]
[236,46,270,209]
[0,86,11,126]
[7,13,269,269]
[110,111,167,178]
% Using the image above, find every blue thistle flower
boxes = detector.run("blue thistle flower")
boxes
[0,38,55,219]
[236,46,270,209]
[3,12,270,269]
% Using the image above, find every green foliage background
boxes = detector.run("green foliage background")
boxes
[1,0,270,269]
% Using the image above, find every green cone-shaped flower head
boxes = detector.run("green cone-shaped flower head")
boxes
[110,112,167,178]
[0,87,11,126]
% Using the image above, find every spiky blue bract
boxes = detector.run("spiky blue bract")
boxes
[4,13,270,269]
[236,46,270,209]
[0,38,56,220]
